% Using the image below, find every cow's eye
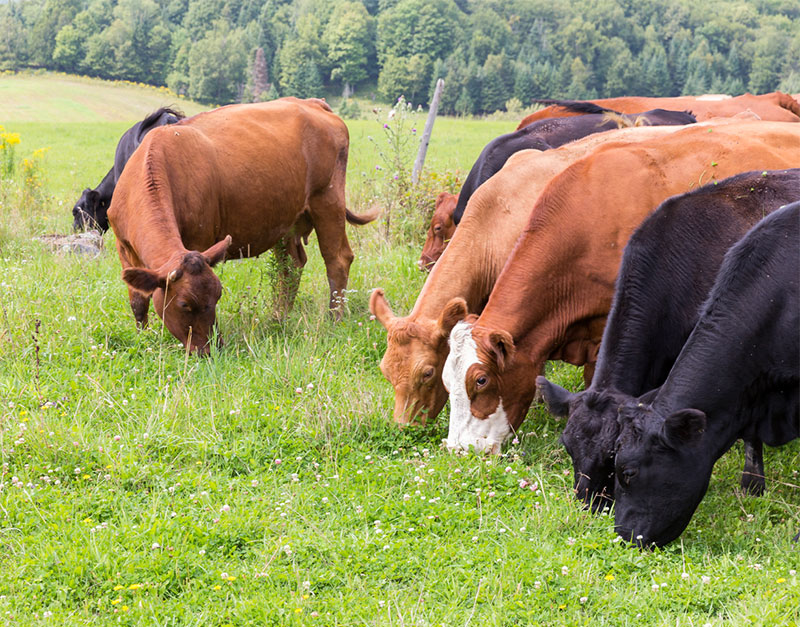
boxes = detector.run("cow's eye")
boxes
[475,375,488,389]
[433,225,441,233]
[178,301,192,312]
[618,466,638,487]
[421,366,435,382]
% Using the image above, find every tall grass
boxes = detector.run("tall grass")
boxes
[0,76,797,625]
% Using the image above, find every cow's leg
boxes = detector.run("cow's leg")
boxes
[127,285,150,328]
[272,236,306,318]
[309,198,353,320]
[317,226,353,319]
[582,361,596,387]
[740,438,766,496]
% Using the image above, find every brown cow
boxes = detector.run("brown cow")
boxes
[517,92,800,128]
[108,97,375,354]
[370,123,686,426]
[442,120,800,453]
[418,192,458,271]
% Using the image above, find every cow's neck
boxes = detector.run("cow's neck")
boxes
[656,303,796,455]
[410,217,507,322]
[125,177,188,271]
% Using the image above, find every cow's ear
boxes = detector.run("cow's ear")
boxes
[122,267,166,295]
[438,297,468,337]
[86,189,100,208]
[203,235,232,267]
[369,288,396,329]
[536,376,573,417]
[487,329,515,372]
[663,409,706,446]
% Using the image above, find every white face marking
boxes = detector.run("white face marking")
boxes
[443,321,512,454]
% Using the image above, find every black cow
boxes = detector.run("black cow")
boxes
[612,200,799,547]
[72,107,185,232]
[451,105,696,225]
[537,169,800,511]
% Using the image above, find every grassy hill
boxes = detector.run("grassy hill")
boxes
[0,71,209,123]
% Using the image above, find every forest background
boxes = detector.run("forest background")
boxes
[2,0,800,114]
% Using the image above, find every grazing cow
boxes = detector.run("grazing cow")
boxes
[449,108,696,227]
[419,192,458,271]
[371,124,686,426]
[72,107,185,232]
[536,169,800,510]
[442,121,800,454]
[517,92,800,128]
[108,97,375,354]
[613,201,799,547]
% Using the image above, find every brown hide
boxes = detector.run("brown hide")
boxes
[419,192,458,271]
[370,123,685,425]
[517,92,800,129]
[463,120,800,435]
[109,98,374,354]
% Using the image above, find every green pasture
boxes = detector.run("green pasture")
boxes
[0,73,798,626]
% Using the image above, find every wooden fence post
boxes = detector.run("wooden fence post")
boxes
[412,78,444,186]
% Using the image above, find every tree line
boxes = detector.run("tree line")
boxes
[1,0,799,113]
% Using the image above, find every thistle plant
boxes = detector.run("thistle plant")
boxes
[368,96,420,240]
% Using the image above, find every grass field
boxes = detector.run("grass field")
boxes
[0,73,798,626]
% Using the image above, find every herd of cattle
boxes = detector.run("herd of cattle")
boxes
[72,92,800,548]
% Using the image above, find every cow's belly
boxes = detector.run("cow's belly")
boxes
[178,188,310,259]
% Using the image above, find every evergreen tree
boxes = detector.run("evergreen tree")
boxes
[566,57,595,99]
[513,62,536,105]
[667,34,691,96]
[480,52,512,113]
[684,38,714,95]
[455,86,474,116]
[605,47,638,97]
[641,44,670,96]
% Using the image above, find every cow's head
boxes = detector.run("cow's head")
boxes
[370,289,467,425]
[122,236,232,355]
[443,316,536,453]
[73,189,109,232]
[613,400,712,548]
[418,192,458,271]
[536,376,620,511]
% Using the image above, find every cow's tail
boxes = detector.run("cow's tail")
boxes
[346,206,380,225]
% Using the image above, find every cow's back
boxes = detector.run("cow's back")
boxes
[598,169,800,394]
[412,123,686,319]
[110,98,348,257]
[517,92,800,128]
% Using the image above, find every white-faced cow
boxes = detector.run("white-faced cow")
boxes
[73,107,185,232]
[613,201,799,547]
[536,169,800,511]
